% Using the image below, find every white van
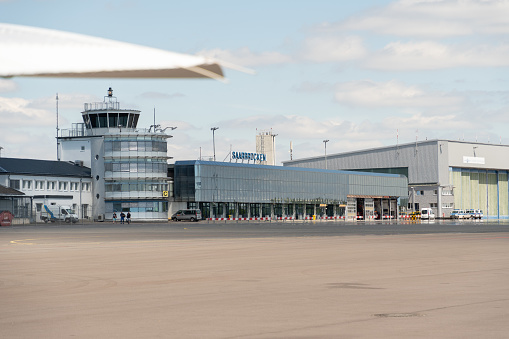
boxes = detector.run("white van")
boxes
[420,208,435,220]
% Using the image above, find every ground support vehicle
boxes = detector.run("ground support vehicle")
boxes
[450,209,468,219]
[421,208,435,220]
[40,205,79,223]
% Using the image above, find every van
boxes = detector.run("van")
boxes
[420,208,435,220]
[171,209,202,222]
[450,209,467,219]
[466,209,483,219]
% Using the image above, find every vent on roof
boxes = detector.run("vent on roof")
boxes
[75,160,84,167]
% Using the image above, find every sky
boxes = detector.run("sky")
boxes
[0,0,508,164]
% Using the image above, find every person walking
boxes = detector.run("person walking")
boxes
[112,212,117,223]
[120,212,125,224]
[126,212,131,224]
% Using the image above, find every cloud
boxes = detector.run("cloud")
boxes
[139,92,185,99]
[300,35,367,62]
[0,79,17,92]
[198,47,292,67]
[365,41,509,70]
[327,0,509,38]
[334,80,463,108]
[0,97,54,126]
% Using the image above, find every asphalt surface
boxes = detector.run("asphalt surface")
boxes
[3,219,509,242]
[1,220,508,338]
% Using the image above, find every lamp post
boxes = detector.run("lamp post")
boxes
[272,133,278,165]
[323,139,329,170]
[211,127,219,161]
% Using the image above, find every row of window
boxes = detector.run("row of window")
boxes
[10,179,91,192]
[104,140,167,153]
[105,181,168,192]
[104,162,167,174]
[105,201,168,213]
[409,189,454,196]
[408,203,453,209]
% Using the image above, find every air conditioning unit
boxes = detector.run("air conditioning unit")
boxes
[97,214,104,222]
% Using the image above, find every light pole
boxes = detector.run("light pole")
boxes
[211,127,219,161]
[272,133,278,165]
[323,139,329,169]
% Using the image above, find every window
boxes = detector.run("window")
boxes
[36,203,42,212]
[81,182,90,191]
[434,190,438,195]
[81,146,85,151]
[59,181,68,191]
[430,203,437,208]
[36,181,45,190]
[9,179,20,190]
[442,203,453,209]
[47,181,56,190]
[23,180,32,190]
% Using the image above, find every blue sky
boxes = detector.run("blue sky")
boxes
[1,0,508,163]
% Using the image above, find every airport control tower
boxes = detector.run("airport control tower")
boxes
[58,88,172,221]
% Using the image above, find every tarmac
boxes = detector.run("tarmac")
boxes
[1,227,508,338]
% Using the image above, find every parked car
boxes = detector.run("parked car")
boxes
[420,208,435,220]
[450,209,468,219]
[171,209,202,222]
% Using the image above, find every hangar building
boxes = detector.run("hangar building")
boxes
[283,139,509,219]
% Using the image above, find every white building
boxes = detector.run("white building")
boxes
[0,158,92,220]
[58,88,172,221]
[255,130,276,166]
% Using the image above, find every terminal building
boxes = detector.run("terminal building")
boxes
[283,139,509,219]
[169,160,408,220]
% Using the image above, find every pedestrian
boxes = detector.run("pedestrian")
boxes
[113,212,117,223]
[126,212,131,224]
[120,212,125,224]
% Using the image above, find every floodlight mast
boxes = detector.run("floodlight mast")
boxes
[211,127,219,161]
[323,139,329,170]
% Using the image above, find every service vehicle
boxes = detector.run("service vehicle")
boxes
[171,209,202,222]
[466,209,483,219]
[450,209,468,219]
[40,205,79,223]
[420,208,435,220]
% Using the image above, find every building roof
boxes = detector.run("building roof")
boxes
[283,139,509,165]
[0,184,24,196]
[175,160,406,179]
[0,158,91,177]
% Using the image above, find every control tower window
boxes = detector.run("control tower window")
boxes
[98,113,107,128]
[89,114,99,128]
[109,113,118,128]
[132,114,139,127]
[82,114,92,129]
[119,113,129,127]
[128,114,135,127]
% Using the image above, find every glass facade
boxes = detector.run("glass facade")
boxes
[103,135,169,220]
[173,161,408,219]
